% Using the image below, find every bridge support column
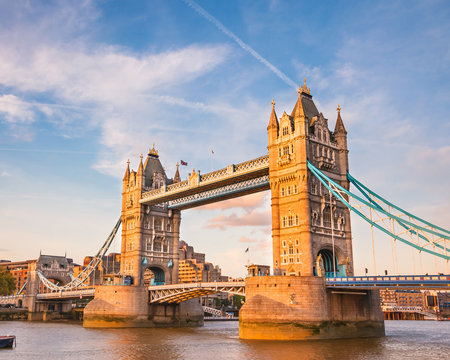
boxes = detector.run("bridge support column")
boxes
[83,285,203,328]
[239,276,385,340]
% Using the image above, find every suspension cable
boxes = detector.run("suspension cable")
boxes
[37,218,121,291]
[307,161,450,261]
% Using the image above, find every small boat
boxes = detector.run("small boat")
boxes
[0,335,16,348]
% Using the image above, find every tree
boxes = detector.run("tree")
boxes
[0,270,16,295]
[232,295,245,310]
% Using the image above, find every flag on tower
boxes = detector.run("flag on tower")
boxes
[180,160,188,166]
[211,148,214,154]
[245,247,249,253]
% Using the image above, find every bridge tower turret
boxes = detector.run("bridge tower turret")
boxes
[120,146,180,286]
[268,81,354,277]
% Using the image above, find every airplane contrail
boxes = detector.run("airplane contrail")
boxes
[182,0,299,90]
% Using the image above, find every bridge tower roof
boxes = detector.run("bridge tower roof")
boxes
[291,79,319,121]
[143,145,167,186]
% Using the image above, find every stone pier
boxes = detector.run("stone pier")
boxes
[239,276,385,340]
[83,285,203,328]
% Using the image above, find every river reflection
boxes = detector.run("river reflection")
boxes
[0,320,449,359]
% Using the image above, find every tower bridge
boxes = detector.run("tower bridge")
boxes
[2,81,449,340]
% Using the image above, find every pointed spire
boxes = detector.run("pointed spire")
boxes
[137,154,143,176]
[334,105,347,134]
[291,88,305,119]
[174,162,181,183]
[267,99,279,130]
[123,159,130,181]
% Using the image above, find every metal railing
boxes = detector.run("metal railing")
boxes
[326,274,450,288]
[141,155,269,203]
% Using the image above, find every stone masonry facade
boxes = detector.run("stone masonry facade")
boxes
[267,81,353,277]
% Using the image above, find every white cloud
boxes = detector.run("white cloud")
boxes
[0,94,35,124]
[205,208,271,230]
[0,44,230,105]
[0,3,234,176]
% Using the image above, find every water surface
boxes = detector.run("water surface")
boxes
[0,320,448,359]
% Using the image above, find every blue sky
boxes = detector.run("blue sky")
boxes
[0,0,449,277]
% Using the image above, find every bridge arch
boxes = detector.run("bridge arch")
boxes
[143,266,167,286]
[316,246,346,278]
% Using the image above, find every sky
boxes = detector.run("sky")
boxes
[0,0,449,277]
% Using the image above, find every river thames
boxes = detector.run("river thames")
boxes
[0,320,449,359]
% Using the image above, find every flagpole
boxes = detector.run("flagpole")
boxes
[211,148,214,172]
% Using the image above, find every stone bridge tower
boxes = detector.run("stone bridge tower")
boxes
[268,81,354,277]
[120,146,180,286]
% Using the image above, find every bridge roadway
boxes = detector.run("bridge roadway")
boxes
[8,274,448,302]
[140,155,269,209]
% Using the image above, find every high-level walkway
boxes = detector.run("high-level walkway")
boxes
[140,155,269,209]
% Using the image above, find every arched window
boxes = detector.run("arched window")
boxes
[323,206,331,228]
[153,239,162,252]
[154,218,162,231]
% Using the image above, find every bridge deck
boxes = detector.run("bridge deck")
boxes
[36,288,95,300]
[3,275,448,303]
[326,275,450,290]
[148,281,245,303]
